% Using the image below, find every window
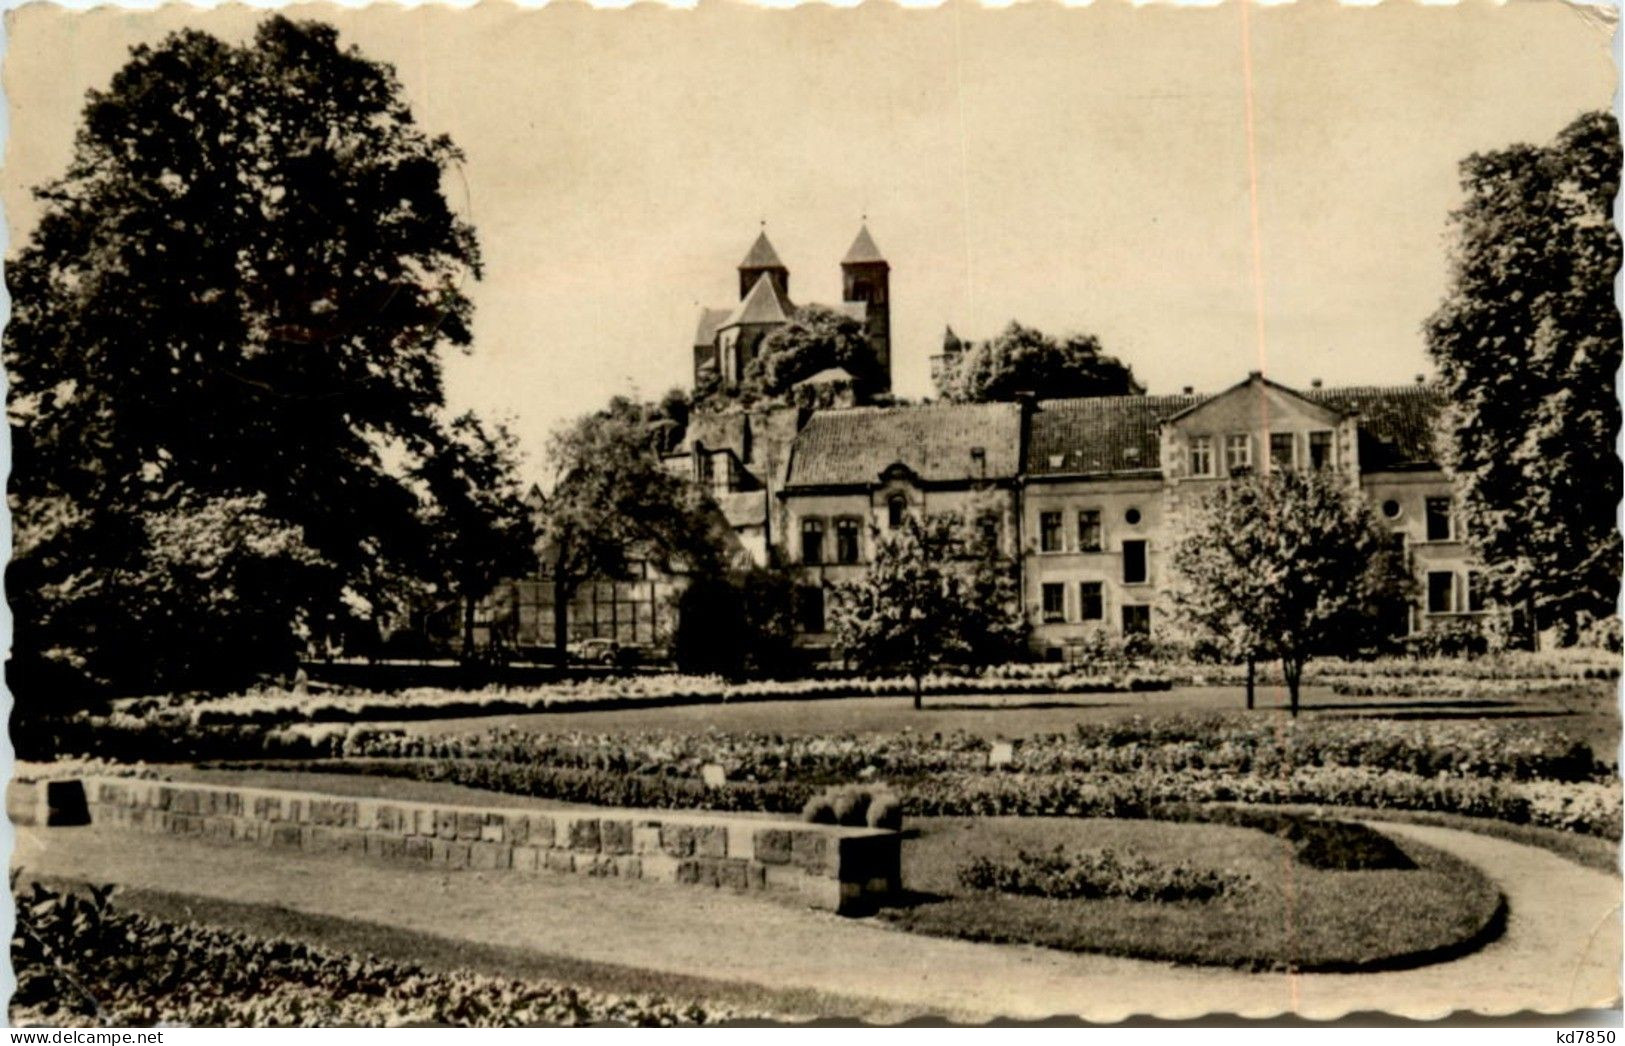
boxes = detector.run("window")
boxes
[1466,571,1487,612]
[801,518,824,565]
[1077,510,1102,552]
[1309,431,1333,470]
[1122,605,1151,636]
[1122,540,1148,585]
[1040,511,1063,553]
[1427,571,1455,614]
[1225,434,1251,474]
[1425,497,1453,541]
[1382,498,1403,520]
[796,585,826,633]
[1041,583,1066,623]
[1269,432,1295,471]
[1189,436,1214,477]
[1079,582,1104,621]
[835,518,860,565]
[1124,507,1142,526]
[887,494,907,529]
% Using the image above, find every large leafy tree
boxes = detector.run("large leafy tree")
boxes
[1168,470,1409,715]
[415,413,537,662]
[741,305,878,401]
[537,406,727,657]
[829,510,1024,708]
[6,17,483,698]
[935,321,1142,402]
[1425,110,1622,643]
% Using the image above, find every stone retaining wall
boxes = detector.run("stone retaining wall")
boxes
[79,777,901,915]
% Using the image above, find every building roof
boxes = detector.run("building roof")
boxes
[1027,394,1198,477]
[693,307,732,347]
[841,225,887,266]
[739,231,787,271]
[1307,384,1444,471]
[1025,384,1444,477]
[720,272,791,329]
[684,410,750,458]
[787,402,1023,487]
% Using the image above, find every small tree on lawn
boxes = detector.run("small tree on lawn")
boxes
[1168,469,1409,715]
[829,511,1022,708]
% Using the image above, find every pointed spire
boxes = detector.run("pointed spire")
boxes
[739,230,786,271]
[942,325,963,353]
[842,224,886,266]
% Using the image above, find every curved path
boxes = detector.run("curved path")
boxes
[12,820,1620,1022]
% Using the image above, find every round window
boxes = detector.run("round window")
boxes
[1125,507,1142,526]
[1382,499,1402,519]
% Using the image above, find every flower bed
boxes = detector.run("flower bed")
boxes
[1182,651,1621,687]
[957,846,1245,903]
[103,670,1172,729]
[11,882,747,1027]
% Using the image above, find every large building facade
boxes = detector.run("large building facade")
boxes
[665,232,1484,660]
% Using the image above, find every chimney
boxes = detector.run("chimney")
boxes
[1182,385,1194,395]
[1415,374,1426,385]
[1311,378,1323,389]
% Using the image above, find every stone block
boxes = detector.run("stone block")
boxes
[374,805,403,833]
[432,839,471,869]
[568,818,601,852]
[694,826,726,858]
[639,853,679,882]
[456,812,484,840]
[270,824,303,849]
[470,841,511,871]
[717,858,750,891]
[544,850,576,875]
[528,815,555,848]
[675,859,703,885]
[480,815,506,843]
[367,833,406,860]
[791,831,831,875]
[660,824,695,857]
[157,787,177,811]
[632,823,662,854]
[511,845,543,872]
[173,790,200,815]
[748,863,767,890]
[616,855,643,879]
[255,796,282,821]
[600,819,633,855]
[204,816,235,840]
[37,780,90,827]
[435,810,459,839]
[507,816,530,846]
[404,836,434,863]
[752,829,792,865]
[581,855,618,877]
[286,800,305,824]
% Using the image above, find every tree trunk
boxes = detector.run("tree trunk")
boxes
[913,671,923,711]
[1245,655,1255,711]
[1283,656,1303,717]
[553,573,571,665]
[461,594,477,666]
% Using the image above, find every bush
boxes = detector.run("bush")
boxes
[11,882,745,1027]
[801,784,901,829]
[1150,804,1414,870]
[957,846,1243,903]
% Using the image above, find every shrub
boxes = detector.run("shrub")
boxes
[11,882,746,1027]
[1150,804,1414,870]
[801,784,901,829]
[957,846,1243,903]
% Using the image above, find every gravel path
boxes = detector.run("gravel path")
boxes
[13,819,1619,1021]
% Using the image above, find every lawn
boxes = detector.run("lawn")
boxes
[883,816,1506,972]
[384,685,1618,758]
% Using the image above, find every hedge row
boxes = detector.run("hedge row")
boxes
[11,881,748,1027]
[258,757,1623,839]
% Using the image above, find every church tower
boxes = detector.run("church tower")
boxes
[738,230,791,303]
[841,225,891,393]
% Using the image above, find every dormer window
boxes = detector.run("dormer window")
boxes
[1189,435,1214,477]
[887,494,907,529]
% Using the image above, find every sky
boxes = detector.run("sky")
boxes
[4,1,1616,483]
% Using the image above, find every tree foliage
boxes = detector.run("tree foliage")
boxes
[673,566,799,679]
[1168,470,1410,714]
[5,17,492,699]
[536,406,728,654]
[829,508,1024,707]
[740,305,878,401]
[935,321,1142,403]
[1425,110,1622,641]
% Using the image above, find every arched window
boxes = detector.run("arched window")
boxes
[887,495,907,529]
